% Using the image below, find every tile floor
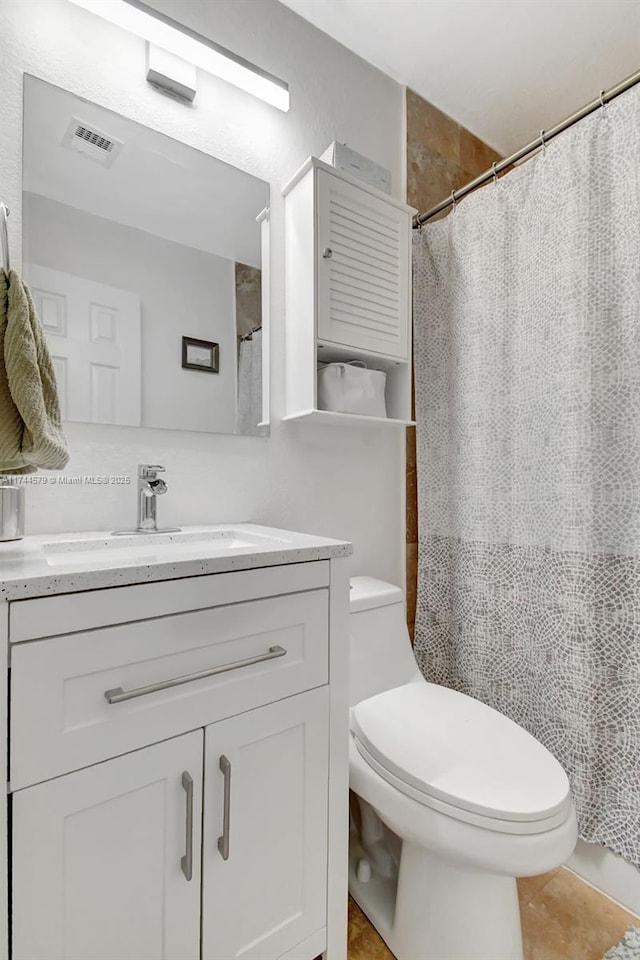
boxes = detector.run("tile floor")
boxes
[347,867,639,960]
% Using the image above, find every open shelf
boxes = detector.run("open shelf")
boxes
[282,409,414,427]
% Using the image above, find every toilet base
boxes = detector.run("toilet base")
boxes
[349,833,524,960]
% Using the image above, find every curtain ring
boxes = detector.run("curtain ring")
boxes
[539,129,546,155]
[450,189,457,211]
[492,162,498,185]
[599,90,607,115]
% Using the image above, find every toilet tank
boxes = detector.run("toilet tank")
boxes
[349,577,420,707]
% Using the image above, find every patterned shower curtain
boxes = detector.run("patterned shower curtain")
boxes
[237,329,263,436]
[412,86,640,865]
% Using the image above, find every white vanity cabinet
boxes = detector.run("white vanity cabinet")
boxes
[202,690,329,960]
[1,545,350,960]
[12,731,204,960]
[283,157,415,426]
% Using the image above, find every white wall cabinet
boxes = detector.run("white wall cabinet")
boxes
[283,157,415,426]
[4,558,349,960]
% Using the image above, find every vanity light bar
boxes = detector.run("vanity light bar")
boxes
[68,0,290,111]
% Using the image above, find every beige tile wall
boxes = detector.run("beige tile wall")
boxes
[406,89,501,636]
[234,262,262,339]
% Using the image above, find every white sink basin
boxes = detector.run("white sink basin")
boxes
[0,523,351,598]
[42,526,292,568]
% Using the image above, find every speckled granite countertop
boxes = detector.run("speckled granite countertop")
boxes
[0,523,352,601]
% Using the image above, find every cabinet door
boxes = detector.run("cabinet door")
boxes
[202,688,329,960]
[317,168,410,360]
[12,731,203,960]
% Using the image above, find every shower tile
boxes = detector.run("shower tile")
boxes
[459,128,502,180]
[407,142,465,221]
[234,262,262,338]
[407,88,462,167]
[406,426,417,543]
[406,541,418,640]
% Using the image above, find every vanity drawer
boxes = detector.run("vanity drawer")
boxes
[10,589,328,790]
[9,561,329,642]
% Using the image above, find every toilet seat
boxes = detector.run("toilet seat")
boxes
[351,682,572,833]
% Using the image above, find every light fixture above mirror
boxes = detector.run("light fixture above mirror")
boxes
[68,0,290,111]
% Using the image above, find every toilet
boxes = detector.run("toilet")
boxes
[348,577,578,960]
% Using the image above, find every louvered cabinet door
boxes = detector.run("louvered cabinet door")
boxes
[316,169,410,360]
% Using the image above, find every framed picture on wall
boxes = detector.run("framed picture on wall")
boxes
[181,336,219,373]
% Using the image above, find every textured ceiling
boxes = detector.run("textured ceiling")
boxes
[279,0,640,155]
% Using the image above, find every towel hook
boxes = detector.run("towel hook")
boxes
[0,203,10,274]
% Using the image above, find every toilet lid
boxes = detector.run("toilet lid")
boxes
[351,682,571,823]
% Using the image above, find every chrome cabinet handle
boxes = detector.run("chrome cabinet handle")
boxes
[181,771,194,882]
[217,755,231,861]
[322,247,333,259]
[104,645,286,704]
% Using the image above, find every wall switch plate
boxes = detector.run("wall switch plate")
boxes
[146,43,197,103]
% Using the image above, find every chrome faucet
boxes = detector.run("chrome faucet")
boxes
[113,464,180,536]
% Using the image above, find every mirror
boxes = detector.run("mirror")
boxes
[22,76,269,436]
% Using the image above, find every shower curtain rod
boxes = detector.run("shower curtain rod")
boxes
[413,68,640,227]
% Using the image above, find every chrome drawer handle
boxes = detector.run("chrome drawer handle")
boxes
[181,770,194,882]
[104,645,287,704]
[217,755,231,861]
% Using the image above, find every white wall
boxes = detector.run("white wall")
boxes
[0,0,406,582]
[23,192,238,435]
[568,840,640,917]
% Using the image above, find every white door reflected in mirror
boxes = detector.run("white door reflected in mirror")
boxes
[24,263,142,426]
